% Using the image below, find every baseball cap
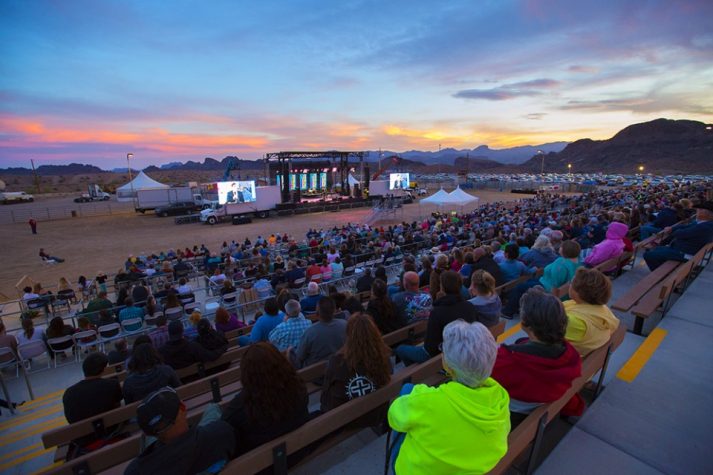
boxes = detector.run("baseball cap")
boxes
[136,387,181,436]
[693,201,713,212]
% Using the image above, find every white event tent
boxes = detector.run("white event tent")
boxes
[445,186,479,207]
[419,188,451,206]
[116,171,169,201]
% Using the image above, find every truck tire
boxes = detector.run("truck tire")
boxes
[257,210,269,219]
[207,216,217,225]
[28,198,34,202]
[103,196,110,201]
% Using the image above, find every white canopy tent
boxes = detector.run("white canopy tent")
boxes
[445,186,479,207]
[116,171,169,201]
[419,188,451,206]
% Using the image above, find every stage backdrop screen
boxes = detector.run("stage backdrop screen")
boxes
[217,180,256,204]
[389,173,410,190]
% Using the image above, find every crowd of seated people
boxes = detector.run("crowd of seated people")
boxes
[13,179,710,473]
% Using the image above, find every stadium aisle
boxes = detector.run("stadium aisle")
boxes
[0,360,82,474]
[537,265,713,475]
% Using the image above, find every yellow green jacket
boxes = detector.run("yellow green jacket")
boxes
[564,300,620,356]
[388,379,510,474]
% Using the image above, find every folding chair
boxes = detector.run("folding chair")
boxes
[46,336,75,368]
[17,340,51,372]
[72,330,99,360]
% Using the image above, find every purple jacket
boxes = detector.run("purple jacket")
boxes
[584,222,628,270]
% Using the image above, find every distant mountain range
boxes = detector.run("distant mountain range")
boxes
[520,118,713,174]
[2,119,711,176]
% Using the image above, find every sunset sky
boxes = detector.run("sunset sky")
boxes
[1,0,712,168]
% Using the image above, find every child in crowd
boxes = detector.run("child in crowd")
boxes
[564,268,620,356]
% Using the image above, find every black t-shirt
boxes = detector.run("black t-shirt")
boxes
[125,421,235,475]
[63,378,123,424]
[63,378,123,446]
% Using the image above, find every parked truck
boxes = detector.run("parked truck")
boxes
[135,187,212,213]
[0,191,34,204]
[200,185,282,225]
[74,184,111,203]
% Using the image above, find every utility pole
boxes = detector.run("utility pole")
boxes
[30,159,40,194]
[537,150,544,175]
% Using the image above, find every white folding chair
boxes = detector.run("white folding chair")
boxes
[183,302,200,318]
[0,348,20,378]
[221,291,239,312]
[97,323,121,352]
[17,340,51,372]
[165,307,184,322]
[46,336,75,368]
[72,330,99,361]
[120,318,144,335]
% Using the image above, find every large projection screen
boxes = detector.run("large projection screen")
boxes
[218,180,256,204]
[389,173,410,190]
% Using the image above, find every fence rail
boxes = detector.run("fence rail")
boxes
[0,203,133,224]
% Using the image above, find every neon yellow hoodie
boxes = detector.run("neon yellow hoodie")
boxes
[564,300,620,356]
[388,379,510,475]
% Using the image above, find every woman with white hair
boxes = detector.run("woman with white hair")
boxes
[388,320,510,474]
[520,235,557,269]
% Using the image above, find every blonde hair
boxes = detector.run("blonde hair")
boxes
[470,270,496,296]
[189,310,202,326]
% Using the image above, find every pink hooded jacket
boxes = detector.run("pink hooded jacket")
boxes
[584,221,628,270]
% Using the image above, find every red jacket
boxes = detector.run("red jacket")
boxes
[492,339,584,416]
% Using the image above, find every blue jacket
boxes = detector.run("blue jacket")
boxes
[671,220,713,255]
[249,312,284,343]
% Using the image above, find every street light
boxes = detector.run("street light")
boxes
[537,150,544,175]
[638,165,644,173]
[567,163,572,174]
[127,153,134,205]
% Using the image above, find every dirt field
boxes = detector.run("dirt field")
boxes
[0,189,524,300]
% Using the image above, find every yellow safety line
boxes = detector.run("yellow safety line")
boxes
[20,389,64,409]
[0,445,53,472]
[0,404,64,431]
[0,418,66,446]
[19,398,63,413]
[497,323,522,343]
[617,328,668,383]
[0,441,42,462]
[30,459,64,475]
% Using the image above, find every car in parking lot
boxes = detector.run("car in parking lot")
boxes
[154,201,201,217]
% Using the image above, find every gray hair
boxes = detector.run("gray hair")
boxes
[532,235,553,251]
[285,299,301,317]
[307,282,319,296]
[442,320,497,388]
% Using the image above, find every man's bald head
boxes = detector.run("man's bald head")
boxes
[473,247,486,261]
[403,271,420,291]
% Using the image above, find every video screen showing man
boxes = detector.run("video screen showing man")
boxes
[390,173,409,190]
[219,181,256,204]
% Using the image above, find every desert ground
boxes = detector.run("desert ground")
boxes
[0,189,527,302]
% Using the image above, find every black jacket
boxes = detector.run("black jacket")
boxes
[473,256,505,286]
[424,294,481,357]
[158,338,222,371]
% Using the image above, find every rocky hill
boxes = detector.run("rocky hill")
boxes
[520,119,713,174]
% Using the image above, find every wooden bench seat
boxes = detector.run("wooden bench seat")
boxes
[488,323,627,474]
[43,321,429,464]
[629,258,695,334]
[611,260,681,313]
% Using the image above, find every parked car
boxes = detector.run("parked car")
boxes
[154,201,200,217]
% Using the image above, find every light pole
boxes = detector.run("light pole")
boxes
[638,165,644,174]
[127,153,134,205]
[537,150,544,175]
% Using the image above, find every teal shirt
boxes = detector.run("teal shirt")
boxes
[539,257,580,292]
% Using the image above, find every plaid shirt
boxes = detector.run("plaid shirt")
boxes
[268,315,312,352]
[149,326,170,348]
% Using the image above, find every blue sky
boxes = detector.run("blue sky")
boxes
[1,0,712,168]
